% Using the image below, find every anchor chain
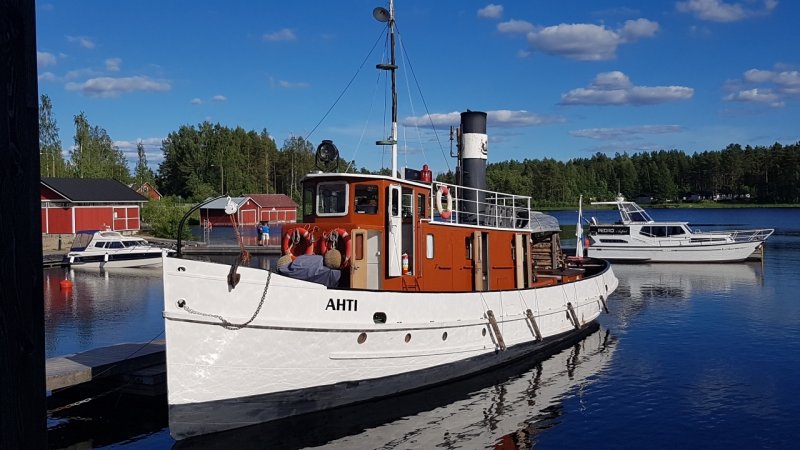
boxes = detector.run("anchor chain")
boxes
[178,272,271,330]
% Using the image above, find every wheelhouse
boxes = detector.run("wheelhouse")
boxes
[287,172,563,293]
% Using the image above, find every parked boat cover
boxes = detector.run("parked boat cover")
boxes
[278,254,341,287]
[528,212,560,234]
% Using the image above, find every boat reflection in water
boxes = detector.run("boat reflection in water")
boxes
[610,262,763,328]
[615,262,762,299]
[43,266,164,358]
[174,326,616,449]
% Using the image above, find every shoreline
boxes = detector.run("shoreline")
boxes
[536,202,800,211]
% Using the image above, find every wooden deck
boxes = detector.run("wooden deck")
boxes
[46,341,165,392]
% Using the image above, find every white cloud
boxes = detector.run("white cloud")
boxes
[618,18,660,42]
[571,125,683,140]
[190,98,203,105]
[524,19,659,61]
[561,71,694,105]
[211,95,227,102]
[269,77,310,89]
[38,72,57,82]
[402,110,563,128]
[724,88,780,104]
[724,66,799,107]
[478,4,504,19]
[37,51,56,68]
[65,76,171,98]
[105,58,122,72]
[497,19,534,34]
[676,0,778,23]
[263,28,296,42]
[67,35,95,49]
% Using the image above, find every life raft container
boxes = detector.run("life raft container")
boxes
[318,228,352,269]
[435,185,454,220]
[281,227,315,260]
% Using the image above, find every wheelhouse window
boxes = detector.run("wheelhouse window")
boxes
[303,185,315,217]
[354,184,378,214]
[417,193,426,219]
[390,188,400,217]
[317,182,348,216]
[402,189,413,218]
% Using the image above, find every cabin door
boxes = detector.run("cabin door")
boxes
[514,233,529,289]
[387,185,403,277]
[401,188,415,275]
[473,231,486,291]
[350,229,381,290]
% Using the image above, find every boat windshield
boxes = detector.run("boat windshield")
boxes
[619,202,653,223]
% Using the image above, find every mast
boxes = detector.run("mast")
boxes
[375,0,399,178]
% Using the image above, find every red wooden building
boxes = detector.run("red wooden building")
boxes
[41,178,148,234]
[199,194,297,227]
[248,194,298,223]
[130,182,163,201]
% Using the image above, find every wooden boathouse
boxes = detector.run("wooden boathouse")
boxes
[41,178,148,234]
[199,193,297,227]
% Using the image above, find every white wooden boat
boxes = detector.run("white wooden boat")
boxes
[162,1,619,440]
[586,196,773,263]
[169,326,615,448]
[65,230,169,268]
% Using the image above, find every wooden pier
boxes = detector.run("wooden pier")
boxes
[47,341,166,395]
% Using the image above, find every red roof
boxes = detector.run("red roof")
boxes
[245,194,298,209]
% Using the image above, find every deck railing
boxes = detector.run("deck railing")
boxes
[707,228,775,242]
[429,181,537,231]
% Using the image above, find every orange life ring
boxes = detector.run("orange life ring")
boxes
[319,228,352,269]
[281,227,314,260]
[435,185,453,220]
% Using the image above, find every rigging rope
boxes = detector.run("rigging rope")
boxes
[305,29,386,142]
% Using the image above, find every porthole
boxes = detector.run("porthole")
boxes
[405,333,411,343]
[482,328,487,337]
[442,331,448,341]
[357,332,367,344]
[373,312,387,324]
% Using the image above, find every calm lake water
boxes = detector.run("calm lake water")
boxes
[45,208,800,449]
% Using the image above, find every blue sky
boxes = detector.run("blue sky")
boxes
[36,0,799,176]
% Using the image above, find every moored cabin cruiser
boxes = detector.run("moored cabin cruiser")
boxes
[161,2,618,440]
[65,230,169,268]
[585,196,773,263]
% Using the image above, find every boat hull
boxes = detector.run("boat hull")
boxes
[66,253,164,268]
[587,240,764,263]
[162,256,618,440]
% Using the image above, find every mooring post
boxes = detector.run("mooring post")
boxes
[0,0,47,447]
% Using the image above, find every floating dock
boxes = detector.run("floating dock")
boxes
[47,341,166,395]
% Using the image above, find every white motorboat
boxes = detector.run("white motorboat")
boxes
[586,196,773,263]
[162,1,618,440]
[65,230,170,268]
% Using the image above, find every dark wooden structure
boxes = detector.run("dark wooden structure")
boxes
[0,0,47,447]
